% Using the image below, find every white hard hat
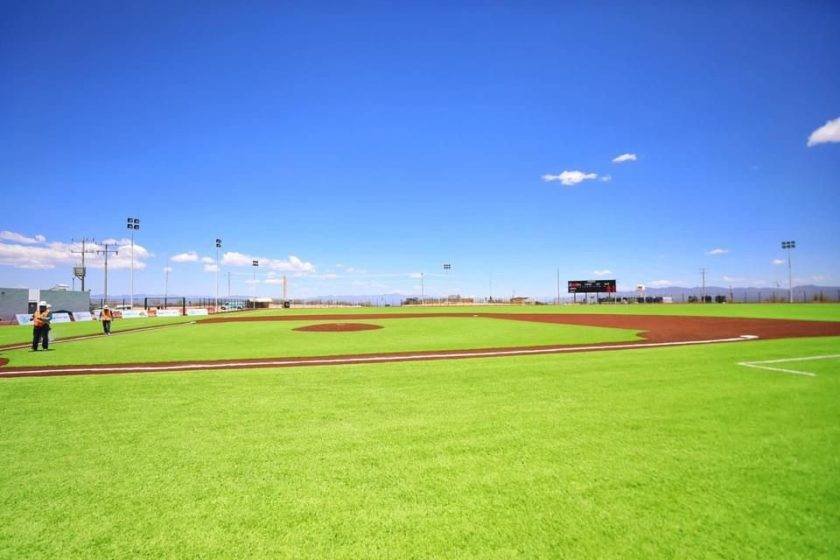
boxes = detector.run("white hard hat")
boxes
[39,301,47,306]
[104,305,109,309]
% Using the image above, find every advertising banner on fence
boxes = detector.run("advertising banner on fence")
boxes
[186,309,209,316]
[15,314,32,326]
[121,310,148,319]
[73,312,94,322]
[51,313,72,323]
[156,309,181,317]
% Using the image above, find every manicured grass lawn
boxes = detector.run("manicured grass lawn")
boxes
[235,303,840,322]
[1,336,838,557]
[0,316,196,347]
[0,317,641,367]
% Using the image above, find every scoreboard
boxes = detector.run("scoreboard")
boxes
[568,279,617,293]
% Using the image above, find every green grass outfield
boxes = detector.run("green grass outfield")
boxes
[1,317,640,367]
[1,304,839,558]
[1,336,838,557]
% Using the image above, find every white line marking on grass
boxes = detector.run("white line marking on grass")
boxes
[0,335,759,377]
[738,354,840,377]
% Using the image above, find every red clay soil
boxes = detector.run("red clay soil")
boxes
[1,313,839,378]
[293,322,383,332]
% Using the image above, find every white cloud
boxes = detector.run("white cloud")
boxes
[648,280,674,287]
[203,264,219,273]
[200,256,215,264]
[600,175,612,182]
[771,259,785,265]
[171,251,199,263]
[542,170,599,186]
[812,274,828,282]
[612,153,637,164]
[0,235,150,270]
[593,269,612,276]
[706,248,729,255]
[0,231,46,244]
[163,266,173,273]
[807,117,840,147]
[221,251,315,274]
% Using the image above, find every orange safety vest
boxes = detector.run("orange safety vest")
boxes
[101,309,113,321]
[33,310,49,327]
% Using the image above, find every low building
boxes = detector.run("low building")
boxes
[0,287,90,322]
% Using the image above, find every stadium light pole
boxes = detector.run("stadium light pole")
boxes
[252,260,259,307]
[782,241,796,303]
[215,238,222,311]
[700,268,707,303]
[127,217,140,308]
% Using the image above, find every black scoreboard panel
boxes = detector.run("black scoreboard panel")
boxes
[568,280,617,293]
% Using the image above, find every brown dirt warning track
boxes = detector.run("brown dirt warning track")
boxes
[1,313,839,378]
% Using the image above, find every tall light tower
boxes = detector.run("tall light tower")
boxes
[700,268,707,303]
[782,240,796,303]
[215,238,222,311]
[251,259,259,307]
[126,217,140,308]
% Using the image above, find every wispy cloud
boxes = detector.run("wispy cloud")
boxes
[542,170,599,186]
[771,259,785,266]
[600,175,612,182]
[222,251,315,274]
[807,117,840,147]
[0,233,150,270]
[0,230,46,244]
[648,280,674,288]
[203,263,219,272]
[593,269,612,276]
[200,256,215,264]
[612,153,637,164]
[171,251,199,263]
[706,248,729,256]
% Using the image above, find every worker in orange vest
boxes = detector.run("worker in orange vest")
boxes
[31,301,52,351]
[101,305,113,335]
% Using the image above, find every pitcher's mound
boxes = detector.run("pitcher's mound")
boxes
[294,323,383,332]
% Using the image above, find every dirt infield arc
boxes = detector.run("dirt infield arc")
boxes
[1,313,839,378]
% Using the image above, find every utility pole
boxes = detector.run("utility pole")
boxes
[700,268,707,303]
[71,237,96,292]
[97,244,119,307]
[126,217,140,308]
[556,268,561,305]
[782,241,796,303]
[420,272,425,304]
[215,238,222,311]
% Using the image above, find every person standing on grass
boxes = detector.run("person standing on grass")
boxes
[101,305,113,335]
[31,301,52,351]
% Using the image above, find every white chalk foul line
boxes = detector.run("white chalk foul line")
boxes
[737,354,840,377]
[0,335,757,377]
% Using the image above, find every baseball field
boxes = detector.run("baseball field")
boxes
[1,304,839,557]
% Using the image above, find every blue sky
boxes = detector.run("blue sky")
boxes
[1,2,839,298]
